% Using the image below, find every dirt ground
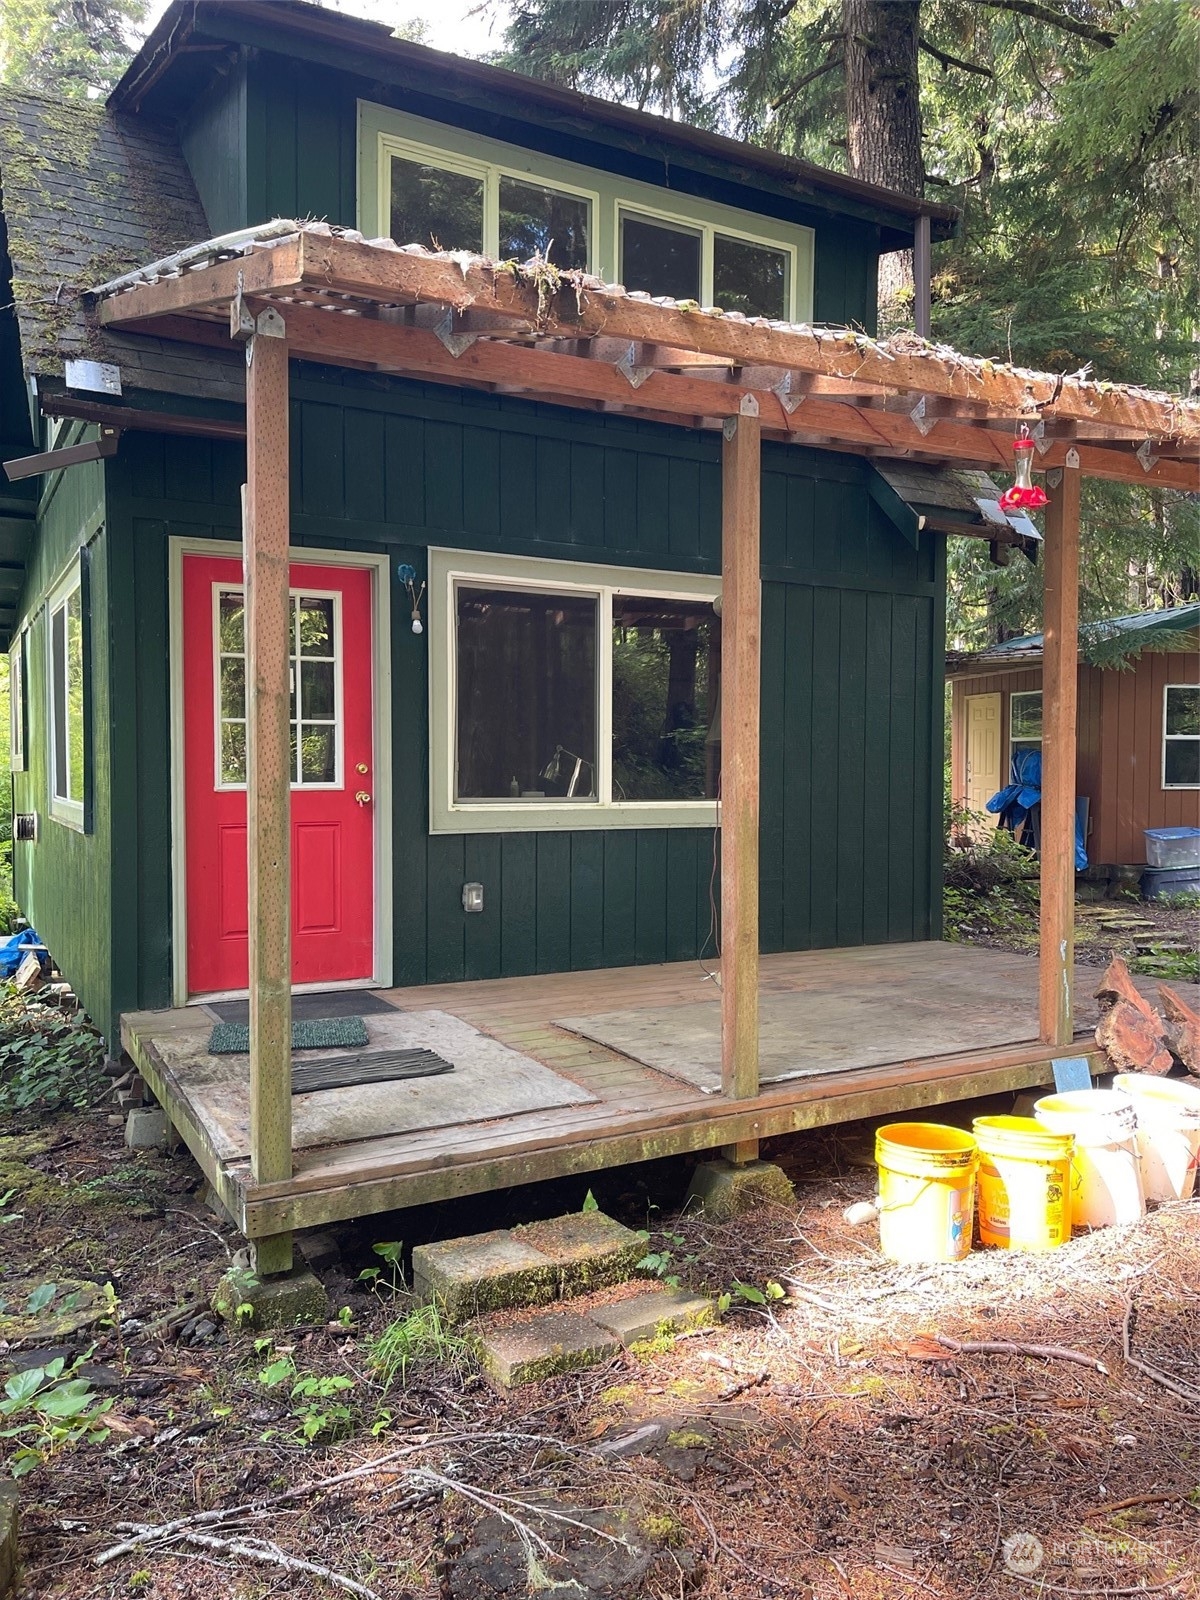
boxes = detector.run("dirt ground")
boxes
[1,1105,1198,1600]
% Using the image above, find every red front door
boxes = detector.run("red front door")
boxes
[182,553,375,994]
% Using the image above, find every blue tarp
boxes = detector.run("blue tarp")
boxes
[986,748,1088,870]
[0,927,45,979]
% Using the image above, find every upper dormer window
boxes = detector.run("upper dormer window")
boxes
[619,206,792,319]
[359,103,814,320]
[383,135,592,270]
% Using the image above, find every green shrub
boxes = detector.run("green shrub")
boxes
[0,1355,113,1478]
[0,986,107,1118]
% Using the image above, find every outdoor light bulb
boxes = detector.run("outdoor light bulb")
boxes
[411,616,424,635]
[998,437,1048,512]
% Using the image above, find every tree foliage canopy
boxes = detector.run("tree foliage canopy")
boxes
[0,0,146,98]
[498,0,1198,643]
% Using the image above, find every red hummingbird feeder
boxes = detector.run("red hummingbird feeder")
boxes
[998,426,1048,512]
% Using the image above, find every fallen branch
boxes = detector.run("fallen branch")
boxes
[1004,1575,1178,1596]
[170,1529,379,1599]
[95,1430,577,1566]
[1085,1490,1200,1520]
[1121,1299,1200,1404]
[934,1334,1108,1375]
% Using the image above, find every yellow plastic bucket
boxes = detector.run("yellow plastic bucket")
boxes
[973,1115,1074,1251]
[875,1122,977,1263]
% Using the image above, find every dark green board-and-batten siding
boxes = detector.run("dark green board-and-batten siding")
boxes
[10,444,113,1037]
[95,374,943,1027]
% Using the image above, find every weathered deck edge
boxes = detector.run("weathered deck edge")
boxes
[121,1005,1100,1236]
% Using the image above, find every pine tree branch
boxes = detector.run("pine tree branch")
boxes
[919,37,994,78]
[965,0,1116,48]
[769,53,843,113]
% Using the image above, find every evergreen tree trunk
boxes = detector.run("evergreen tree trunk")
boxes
[843,0,923,318]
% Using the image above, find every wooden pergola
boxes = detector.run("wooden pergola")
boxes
[95,224,1200,1274]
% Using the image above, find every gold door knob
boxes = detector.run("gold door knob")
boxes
[355,790,372,805]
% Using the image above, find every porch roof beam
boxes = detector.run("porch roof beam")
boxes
[95,232,1199,448]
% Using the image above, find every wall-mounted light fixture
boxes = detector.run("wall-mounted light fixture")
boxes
[397,563,426,634]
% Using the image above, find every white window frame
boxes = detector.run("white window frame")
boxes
[429,548,720,834]
[9,632,25,773]
[46,560,85,830]
[616,200,799,320]
[1009,689,1043,748]
[211,582,345,793]
[375,130,600,269]
[1162,683,1200,790]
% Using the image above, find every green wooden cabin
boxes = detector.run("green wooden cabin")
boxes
[0,0,973,1048]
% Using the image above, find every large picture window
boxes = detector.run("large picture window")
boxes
[1163,685,1200,788]
[431,551,721,832]
[47,563,85,828]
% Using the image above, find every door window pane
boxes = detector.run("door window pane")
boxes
[455,585,597,800]
[499,176,589,269]
[713,233,789,319]
[215,587,341,788]
[612,596,720,801]
[389,154,484,253]
[620,215,701,302]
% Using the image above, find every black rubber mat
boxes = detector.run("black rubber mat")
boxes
[206,990,399,1024]
[291,1048,454,1095]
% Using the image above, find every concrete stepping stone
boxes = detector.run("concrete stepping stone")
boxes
[589,1286,716,1347]
[411,1229,558,1324]
[473,1307,620,1387]
[512,1211,644,1294]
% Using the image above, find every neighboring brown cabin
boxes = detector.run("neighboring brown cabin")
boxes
[948,607,1200,871]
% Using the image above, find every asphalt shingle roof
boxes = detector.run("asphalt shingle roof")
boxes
[0,90,242,402]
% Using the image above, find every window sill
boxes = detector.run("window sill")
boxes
[431,800,720,835]
[48,799,85,832]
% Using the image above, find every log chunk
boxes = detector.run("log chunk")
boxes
[1094,957,1174,1076]
[1158,984,1200,1079]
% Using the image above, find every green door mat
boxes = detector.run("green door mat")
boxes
[207,1017,369,1055]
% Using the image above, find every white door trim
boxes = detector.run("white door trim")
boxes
[168,534,393,1005]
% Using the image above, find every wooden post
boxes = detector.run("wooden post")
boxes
[913,213,932,340]
[244,308,294,1274]
[1038,454,1081,1046]
[720,398,762,1117]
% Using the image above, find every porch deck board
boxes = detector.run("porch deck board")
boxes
[121,942,1165,1238]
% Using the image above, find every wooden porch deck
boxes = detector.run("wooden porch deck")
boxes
[121,942,1116,1241]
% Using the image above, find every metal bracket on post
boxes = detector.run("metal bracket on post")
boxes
[771,371,805,414]
[739,393,760,417]
[1136,438,1158,474]
[229,271,255,342]
[616,342,654,389]
[1046,468,1063,489]
[246,307,286,368]
[910,395,937,436]
[1030,420,1052,457]
[1065,447,1081,470]
[435,309,478,358]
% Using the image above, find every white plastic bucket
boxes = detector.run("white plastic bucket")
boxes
[1033,1089,1145,1228]
[1114,1074,1200,1203]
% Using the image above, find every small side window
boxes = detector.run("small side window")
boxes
[1009,690,1042,760]
[47,562,86,828]
[1163,684,1200,788]
[9,635,25,773]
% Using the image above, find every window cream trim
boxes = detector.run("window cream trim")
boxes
[357,100,815,320]
[429,547,721,834]
[1162,682,1200,790]
[46,559,84,830]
